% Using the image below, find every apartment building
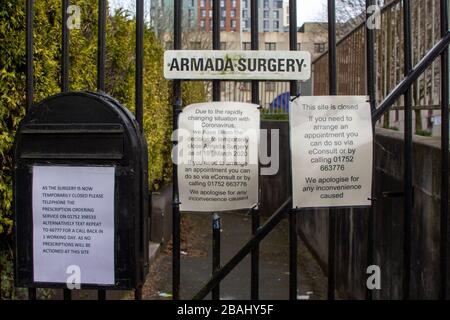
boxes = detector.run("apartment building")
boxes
[241,0,286,32]
[198,0,241,32]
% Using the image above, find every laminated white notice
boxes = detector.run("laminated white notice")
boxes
[177,102,260,212]
[290,96,373,209]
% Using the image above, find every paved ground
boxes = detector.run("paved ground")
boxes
[142,211,327,300]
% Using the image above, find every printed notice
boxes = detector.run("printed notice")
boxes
[32,166,115,285]
[290,96,373,209]
[164,50,311,81]
[177,102,259,212]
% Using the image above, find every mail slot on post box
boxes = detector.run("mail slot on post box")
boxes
[14,91,149,290]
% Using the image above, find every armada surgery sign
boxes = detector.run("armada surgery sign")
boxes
[164,50,311,81]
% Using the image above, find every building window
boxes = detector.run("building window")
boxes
[209,10,212,17]
[220,0,225,7]
[263,20,270,31]
[264,10,269,19]
[273,10,279,19]
[222,9,226,17]
[243,10,248,18]
[264,0,269,8]
[231,19,236,28]
[200,0,205,8]
[273,21,279,30]
[201,9,206,17]
[265,42,276,50]
[231,9,236,18]
[232,0,237,8]
[315,43,326,53]
[220,19,225,28]
[200,20,205,30]
[243,0,248,8]
[244,19,250,29]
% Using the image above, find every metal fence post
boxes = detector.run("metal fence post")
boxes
[97,0,106,92]
[62,0,69,93]
[288,0,299,302]
[26,0,34,113]
[402,0,413,300]
[327,0,337,301]
[97,0,107,300]
[212,214,221,300]
[250,0,260,301]
[26,0,36,301]
[172,0,183,301]
[440,0,449,301]
[61,0,71,301]
[365,0,377,301]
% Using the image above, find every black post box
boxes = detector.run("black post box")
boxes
[14,91,149,290]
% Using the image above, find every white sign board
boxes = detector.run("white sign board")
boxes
[177,102,259,212]
[290,96,373,209]
[164,50,311,81]
[32,166,115,285]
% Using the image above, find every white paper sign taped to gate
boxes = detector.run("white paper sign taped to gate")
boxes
[290,96,373,209]
[177,102,259,212]
[32,166,115,285]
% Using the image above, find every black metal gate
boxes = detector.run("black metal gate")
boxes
[19,0,450,300]
[22,0,146,300]
[169,0,450,301]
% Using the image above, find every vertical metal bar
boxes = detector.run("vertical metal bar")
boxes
[26,0,34,112]
[25,1,34,300]
[211,0,221,300]
[251,206,260,300]
[212,214,221,300]
[62,0,71,301]
[28,288,36,300]
[135,286,142,300]
[289,0,298,301]
[136,0,144,131]
[96,1,107,301]
[135,0,146,302]
[365,0,376,301]
[327,0,337,301]
[172,0,182,301]
[26,0,35,301]
[63,288,71,300]
[250,0,260,301]
[402,0,413,300]
[98,290,106,300]
[212,0,220,101]
[440,0,449,301]
[62,0,69,92]
[97,0,106,92]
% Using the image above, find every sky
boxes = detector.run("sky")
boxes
[297,0,327,25]
[109,0,327,26]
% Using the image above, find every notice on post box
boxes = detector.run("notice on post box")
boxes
[177,102,259,212]
[290,96,373,209]
[32,166,115,285]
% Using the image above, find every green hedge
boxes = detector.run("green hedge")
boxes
[0,1,206,239]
